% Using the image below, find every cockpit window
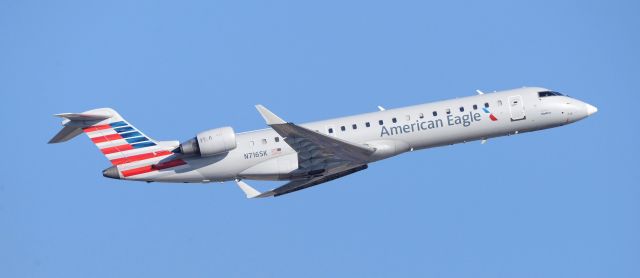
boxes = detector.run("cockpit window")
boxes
[538,91,564,97]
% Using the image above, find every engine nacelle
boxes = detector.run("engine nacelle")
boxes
[179,127,237,157]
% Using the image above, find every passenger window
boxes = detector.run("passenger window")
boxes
[328,128,333,134]
[379,120,384,125]
[484,102,490,108]
[392,117,397,123]
[432,111,437,116]
[261,139,267,145]
[459,107,464,112]
[275,137,280,142]
[446,108,451,115]
[473,104,478,110]
[538,91,563,97]
[418,113,424,119]
[352,124,357,130]
[405,115,410,121]
[365,122,371,127]
[341,126,346,131]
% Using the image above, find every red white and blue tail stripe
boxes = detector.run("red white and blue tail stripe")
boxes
[83,120,162,163]
[50,108,187,179]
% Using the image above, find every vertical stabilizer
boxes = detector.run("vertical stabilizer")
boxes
[49,108,186,179]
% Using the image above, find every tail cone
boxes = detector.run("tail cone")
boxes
[102,166,121,179]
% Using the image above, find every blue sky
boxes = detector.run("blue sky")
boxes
[1,0,639,277]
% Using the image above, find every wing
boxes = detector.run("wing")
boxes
[240,105,375,197]
[236,164,368,198]
[255,105,374,165]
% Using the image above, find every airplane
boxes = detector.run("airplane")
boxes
[49,87,597,198]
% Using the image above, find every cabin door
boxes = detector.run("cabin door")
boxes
[508,95,526,121]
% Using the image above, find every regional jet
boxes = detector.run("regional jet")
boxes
[49,87,597,198]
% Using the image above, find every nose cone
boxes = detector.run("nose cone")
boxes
[585,103,598,116]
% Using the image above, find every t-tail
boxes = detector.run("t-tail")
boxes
[49,108,187,180]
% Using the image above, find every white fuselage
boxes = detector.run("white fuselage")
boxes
[132,87,595,183]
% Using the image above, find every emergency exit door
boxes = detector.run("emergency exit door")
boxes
[509,95,526,121]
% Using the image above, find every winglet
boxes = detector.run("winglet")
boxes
[235,179,274,198]
[255,105,286,125]
[236,179,261,198]
[476,89,484,95]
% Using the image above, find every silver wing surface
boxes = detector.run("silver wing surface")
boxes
[235,105,375,198]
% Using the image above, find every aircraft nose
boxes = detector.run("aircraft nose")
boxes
[585,103,598,116]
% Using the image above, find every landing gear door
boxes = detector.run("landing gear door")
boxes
[509,95,526,121]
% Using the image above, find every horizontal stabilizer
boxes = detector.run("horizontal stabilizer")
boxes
[48,125,85,143]
[54,112,112,121]
[49,110,114,144]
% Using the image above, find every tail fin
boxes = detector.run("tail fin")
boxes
[49,108,177,167]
